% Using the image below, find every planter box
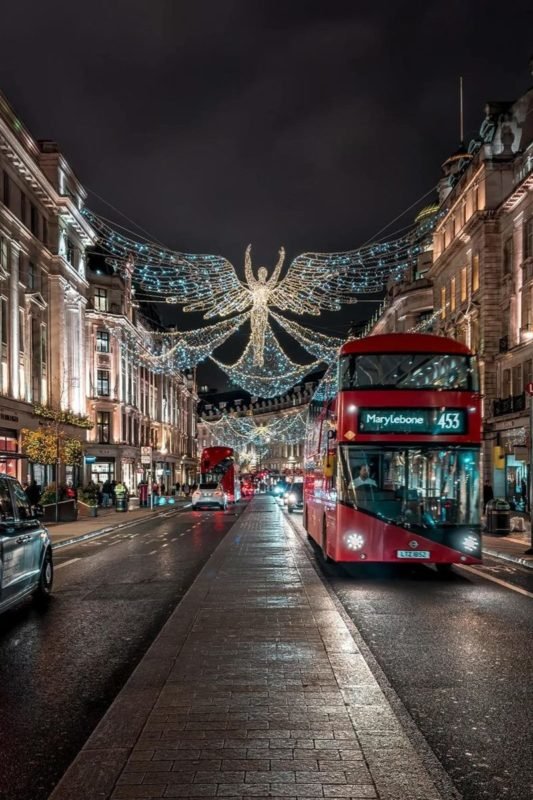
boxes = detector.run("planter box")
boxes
[41,499,78,523]
[78,502,98,518]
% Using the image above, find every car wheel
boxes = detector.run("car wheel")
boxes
[34,548,53,603]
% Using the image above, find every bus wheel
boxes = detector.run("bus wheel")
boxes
[322,520,333,563]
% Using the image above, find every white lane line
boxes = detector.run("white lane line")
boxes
[161,543,168,548]
[148,549,158,555]
[55,558,80,570]
[458,564,533,598]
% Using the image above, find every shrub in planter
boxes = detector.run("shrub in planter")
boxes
[39,482,65,506]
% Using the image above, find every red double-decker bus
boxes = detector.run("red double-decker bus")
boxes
[200,446,241,502]
[304,333,482,570]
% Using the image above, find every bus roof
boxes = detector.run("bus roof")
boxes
[340,332,472,356]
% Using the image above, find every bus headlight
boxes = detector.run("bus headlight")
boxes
[462,534,478,553]
[344,532,365,550]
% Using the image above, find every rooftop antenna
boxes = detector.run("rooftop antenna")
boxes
[459,75,464,144]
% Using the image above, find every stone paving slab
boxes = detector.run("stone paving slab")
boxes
[49,497,446,800]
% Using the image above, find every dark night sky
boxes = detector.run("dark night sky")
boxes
[1,1,533,387]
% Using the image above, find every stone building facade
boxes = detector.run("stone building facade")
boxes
[0,91,197,491]
[368,69,533,508]
[0,91,95,485]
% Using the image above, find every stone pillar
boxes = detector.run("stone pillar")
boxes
[9,241,20,398]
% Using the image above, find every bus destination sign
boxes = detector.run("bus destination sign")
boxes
[358,407,467,435]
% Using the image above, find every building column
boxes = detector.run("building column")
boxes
[9,241,20,398]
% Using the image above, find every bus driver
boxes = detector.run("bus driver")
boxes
[353,464,377,488]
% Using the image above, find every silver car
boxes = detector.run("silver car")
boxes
[0,475,53,614]
[191,482,228,510]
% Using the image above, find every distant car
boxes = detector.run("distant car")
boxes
[273,482,289,500]
[287,483,304,513]
[0,475,53,615]
[191,482,228,510]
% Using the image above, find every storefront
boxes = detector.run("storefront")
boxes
[90,457,115,485]
[499,427,528,511]
[0,428,20,477]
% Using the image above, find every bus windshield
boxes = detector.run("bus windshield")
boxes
[340,352,479,390]
[338,445,480,529]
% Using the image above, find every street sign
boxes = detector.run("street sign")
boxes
[84,455,96,463]
[526,382,533,396]
[141,446,152,465]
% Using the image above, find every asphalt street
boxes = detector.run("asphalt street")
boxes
[0,504,246,800]
[288,507,533,800]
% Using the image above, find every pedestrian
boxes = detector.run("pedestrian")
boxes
[152,481,159,497]
[102,479,112,508]
[160,482,166,496]
[183,481,190,497]
[483,480,494,512]
[175,481,181,496]
[110,480,117,506]
[25,479,41,509]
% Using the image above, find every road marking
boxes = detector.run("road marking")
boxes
[55,558,80,570]
[148,549,158,555]
[161,543,168,548]
[458,564,533,598]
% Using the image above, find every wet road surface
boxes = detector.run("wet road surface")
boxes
[289,508,533,800]
[0,505,245,800]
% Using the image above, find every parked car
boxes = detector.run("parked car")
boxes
[287,483,304,513]
[191,482,228,510]
[0,475,53,615]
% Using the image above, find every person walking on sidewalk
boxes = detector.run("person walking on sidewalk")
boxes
[102,479,112,508]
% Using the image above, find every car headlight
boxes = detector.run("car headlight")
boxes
[344,532,365,550]
[288,493,297,502]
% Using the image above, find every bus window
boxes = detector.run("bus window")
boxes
[339,445,480,528]
[340,353,479,391]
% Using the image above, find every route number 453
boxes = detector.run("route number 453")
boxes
[437,411,462,430]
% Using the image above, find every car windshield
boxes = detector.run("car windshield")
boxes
[340,352,479,391]
[289,485,303,498]
[338,444,480,529]
[199,482,219,490]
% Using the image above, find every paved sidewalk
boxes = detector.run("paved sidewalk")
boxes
[49,496,448,800]
[482,531,533,569]
[49,499,192,549]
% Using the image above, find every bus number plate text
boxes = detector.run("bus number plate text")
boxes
[397,550,431,559]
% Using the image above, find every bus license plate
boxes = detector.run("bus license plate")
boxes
[397,550,430,559]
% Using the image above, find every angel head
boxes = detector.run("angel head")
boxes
[245,244,285,288]
[257,266,269,284]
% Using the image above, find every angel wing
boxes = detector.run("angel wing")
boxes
[85,210,251,319]
[269,238,412,315]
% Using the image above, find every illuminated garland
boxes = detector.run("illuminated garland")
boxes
[84,206,437,393]
[211,325,323,397]
[33,404,94,429]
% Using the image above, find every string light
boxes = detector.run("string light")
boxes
[84,206,437,393]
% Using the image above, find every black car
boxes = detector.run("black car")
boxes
[286,483,304,513]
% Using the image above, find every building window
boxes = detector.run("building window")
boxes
[440,286,446,318]
[512,365,522,395]
[522,288,533,331]
[473,184,479,211]
[66,238,75,265]
[30,203,39,237]
[96,330,110,352]
[94,287,108,312]
[0,236,7,272]
[1,297,7,347]
[502,368,511,398]
[19,308,24,353]
[97,369,110,396]
[2,172,10,208]
[525,218,533,260]
[28,261,36,290]
[472,253,480,292]
[461,266,468,302]
[20,193,27,225]
[503,237,513,276]
[42,217,48,247]
[524,359,533,390]
[96,410,111,443]
[450,277,456,312]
